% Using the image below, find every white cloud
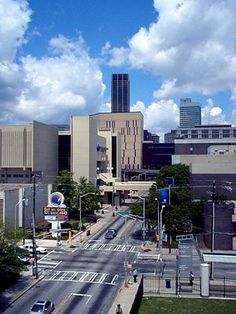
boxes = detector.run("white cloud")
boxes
[131,99,179,141]
[202,98,229,125]
[15,35,105,123]
[106,0,236,122]
[0,0,31,62]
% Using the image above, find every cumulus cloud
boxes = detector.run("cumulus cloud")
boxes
[15,35,105,123]
[105,0,236,122]
[131,99,179,141]
[0,0,105,124]
[0,0,31,62]
[202,98,229,125]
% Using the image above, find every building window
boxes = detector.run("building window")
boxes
[191,130,198,138]
[212,130,219,138]
[202,130,209,138]
[223,130,230,138]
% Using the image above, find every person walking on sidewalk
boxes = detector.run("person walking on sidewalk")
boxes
[116,304,123,314]
[132,268,138,283]
[189,271,194,286]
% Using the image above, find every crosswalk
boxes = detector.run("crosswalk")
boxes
[83,243,138,253]
[43,270,118,286]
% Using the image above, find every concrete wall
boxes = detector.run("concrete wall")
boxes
[33,121,58,183]
[71,116,97,184]
[0,121,58,184]
[2,184,50,231]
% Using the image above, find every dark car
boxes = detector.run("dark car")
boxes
[104,229,117,239]
[29,300,54,313]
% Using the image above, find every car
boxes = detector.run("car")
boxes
[19,244,48,254]
[104,229,117,239]
[29,300,54,313]
[17,254,30,264]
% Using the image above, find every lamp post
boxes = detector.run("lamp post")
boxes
[79,192,96,241]
[32,174,39,279]
[210,181,216,280]
[155,198,159,246]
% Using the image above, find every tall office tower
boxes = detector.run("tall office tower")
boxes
[180,98,201,128]
[111,74,130,113]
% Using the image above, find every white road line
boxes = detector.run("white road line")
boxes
[84,243,90,249]
[53,261,62,269]
[99,244,106,250]
[59,271,69,280]
[110,274,118,285]
[88,273,98,282]
[68,272,78,280]
[121,245,126,251]
[71,293,92,304]
[114,245,121,251]
[49,271,61,280]
[130,246,136,252]
[80,272,90,282]
[91,244,98,249]
[98,273,107,284]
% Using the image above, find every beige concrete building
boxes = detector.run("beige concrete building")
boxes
[91,112,143,171]
[0,121,58,184]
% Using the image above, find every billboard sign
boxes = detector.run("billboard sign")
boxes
[159,188,169,205]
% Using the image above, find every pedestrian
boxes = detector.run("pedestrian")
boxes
[189,271,194,286]
[132,268,138,283]
[116,303,123,314]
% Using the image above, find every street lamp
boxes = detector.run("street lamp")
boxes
[79,192,96,241]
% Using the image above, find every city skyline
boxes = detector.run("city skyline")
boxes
[0,0,236,141]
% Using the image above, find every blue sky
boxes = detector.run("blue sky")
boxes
[0,0,236,140]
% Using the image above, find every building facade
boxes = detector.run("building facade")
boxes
[92,112,143,171]
[0,121,58,184]
[165,124,236,143]
[179,98,201,128]
[111,74,130,113]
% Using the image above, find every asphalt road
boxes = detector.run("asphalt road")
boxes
[3,215,141,314]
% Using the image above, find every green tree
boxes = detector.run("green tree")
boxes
[0,227,26,291]
[53,170,77,209]
[138,164,204,235]
[53,172,102,219]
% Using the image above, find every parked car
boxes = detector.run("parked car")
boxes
[29,300,54,313]
[17,254,30,264]
[104,229,117,239]
[19,244,48,254]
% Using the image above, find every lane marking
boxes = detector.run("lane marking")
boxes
[71,293,92,304]
[110,274,118,285]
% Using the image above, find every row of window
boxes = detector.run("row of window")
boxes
[179,129,236,139]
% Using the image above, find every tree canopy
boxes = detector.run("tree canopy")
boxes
[130,164,204,236]
[53,171,102,219]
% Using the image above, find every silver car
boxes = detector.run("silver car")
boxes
[29,300,54,313]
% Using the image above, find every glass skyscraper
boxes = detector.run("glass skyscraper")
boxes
[111,74,130,113]
[179,98,201,128]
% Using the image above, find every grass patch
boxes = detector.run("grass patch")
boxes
[139,297,236,314]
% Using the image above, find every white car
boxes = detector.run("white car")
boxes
[19,244,48,254]
[29,300,54,313]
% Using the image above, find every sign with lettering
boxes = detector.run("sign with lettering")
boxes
[43,207,68,216]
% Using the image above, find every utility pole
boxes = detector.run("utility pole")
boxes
[210,180,216,280]
[32,174,38,279]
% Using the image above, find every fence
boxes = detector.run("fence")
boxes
[143,274,200,297]
[210,277,236,298]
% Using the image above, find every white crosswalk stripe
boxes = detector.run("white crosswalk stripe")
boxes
[82,243,139,253]
[43,270,118,285]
